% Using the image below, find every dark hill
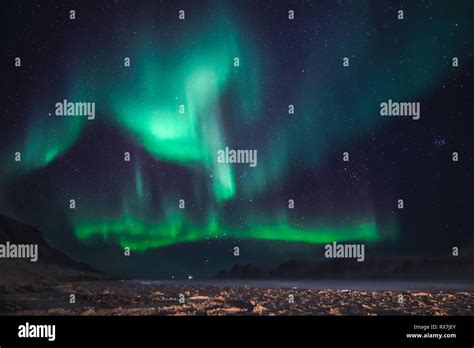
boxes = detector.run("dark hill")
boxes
[0,215,105,293]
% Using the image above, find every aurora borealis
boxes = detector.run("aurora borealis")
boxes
[1,0,473,277]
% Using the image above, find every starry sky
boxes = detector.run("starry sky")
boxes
[1,0,473,278]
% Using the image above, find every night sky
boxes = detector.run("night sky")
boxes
[1,0,473,278]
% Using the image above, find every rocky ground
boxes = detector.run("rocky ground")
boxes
[1,280,472,316]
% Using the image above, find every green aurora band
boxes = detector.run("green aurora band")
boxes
[75,213,380,252]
